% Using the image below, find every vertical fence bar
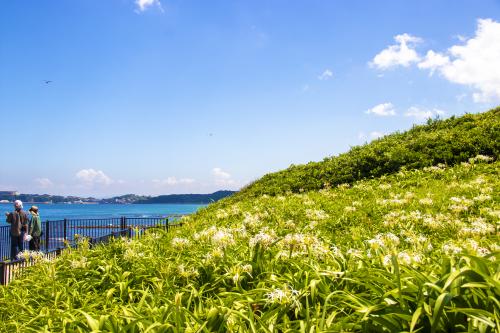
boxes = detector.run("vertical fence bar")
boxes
[0,262,5,285]
[63,219,67,244]
[45,221,50,253]
[0,228,3,260]
[120,217,126,231]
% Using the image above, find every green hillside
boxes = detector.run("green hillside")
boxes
[0,109,499,332]
[235,107,500,198]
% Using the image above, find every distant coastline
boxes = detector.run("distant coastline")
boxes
[0,190,236,205]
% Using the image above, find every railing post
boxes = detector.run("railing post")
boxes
[165,218,169,232]
[45,220,50,253]
[63,219,68,244]
[0,262,5,285]
[120,217,127,230]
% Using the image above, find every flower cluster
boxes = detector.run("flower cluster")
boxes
[265,286,301,308]
[469,154,494,163]
[305,209,329,220]
[276,233,329,259]
[423,164,446,173]
[70,256,88,269]
[459,218,495,236]
[16,250,46,262]
[171,237,190,250]
[249,229,277,249]
[448,196,473,212]
[377,194,409,206]
[366,233,400,252]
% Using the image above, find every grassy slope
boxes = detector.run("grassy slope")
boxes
[0,109,499,332]
[235,107,500,197]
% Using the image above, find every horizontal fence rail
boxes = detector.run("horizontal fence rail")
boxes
[0,214,186,285]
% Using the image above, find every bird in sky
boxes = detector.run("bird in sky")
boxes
[44,80,52,84]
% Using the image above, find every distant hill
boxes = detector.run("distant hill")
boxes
[0,191,236,204]
[135,190,236,204]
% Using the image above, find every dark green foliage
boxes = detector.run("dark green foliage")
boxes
[136,191,236,204]
[236,107,500,197]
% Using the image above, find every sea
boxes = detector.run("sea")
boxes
[0,203,205,224]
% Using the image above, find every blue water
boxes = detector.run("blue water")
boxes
[0,203,205,224]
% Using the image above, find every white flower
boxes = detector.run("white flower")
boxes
[216,209,229,219]
[468,155,494,163]
[278,233,329,258]
[367,237,385,251]
[16,250,46,262]
[423,164,446,173]
[211,229,235,248]
[241,264,253,274]
[473,194,491,202]
[171,237,190,249]
[305,209,329,220]
[377,194,408,206]
[249,231,276,249]
[337,183,351,190]
[459,218,495,236]
[330,245,342,257]
[397,251,412,265]
[382,255,392,267]
[70,257,88,268]
[204,248,224,263]
[419,198,433,205]
[442,242,462,255]
[265,286,301,308]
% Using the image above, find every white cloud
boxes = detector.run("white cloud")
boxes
[34,178,53,189]
[405,107,445,120]
[135,0,163,12]
[153,177,196,187]
[373,19,500,102]
[366,102,396,116]
[318,69,333,80]
[422,19,500,102]
[76,169,113,186]
[370,33,422,70]
[417,50,450,75]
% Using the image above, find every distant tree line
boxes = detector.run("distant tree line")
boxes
[0,191,236,204]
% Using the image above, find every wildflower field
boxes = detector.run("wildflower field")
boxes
[0,110,499,332]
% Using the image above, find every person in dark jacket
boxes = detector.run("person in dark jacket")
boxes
[5,200,28,259]
[28,206,42,251]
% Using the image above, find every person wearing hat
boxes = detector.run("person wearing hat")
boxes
[28,206,42,251]
[5,200,29,259]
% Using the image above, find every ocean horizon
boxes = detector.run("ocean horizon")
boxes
[0,203,205,224]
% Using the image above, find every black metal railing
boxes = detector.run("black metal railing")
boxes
[0,214,185,285]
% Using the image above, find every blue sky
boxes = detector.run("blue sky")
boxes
[1,0,499,197]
